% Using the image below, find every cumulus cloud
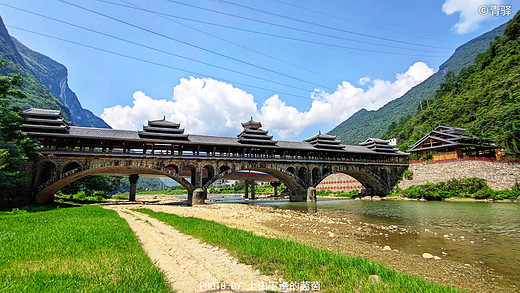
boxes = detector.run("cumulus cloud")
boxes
[102,77,257,136]
[102,62,434,140]
[442,0,503,34]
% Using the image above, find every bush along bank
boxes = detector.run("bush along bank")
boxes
[391,177,520,201]
[317,189,359,198]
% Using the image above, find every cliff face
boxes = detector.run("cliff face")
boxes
[0,15,110,128]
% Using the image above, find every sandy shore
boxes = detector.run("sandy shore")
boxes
[103,195,514,292]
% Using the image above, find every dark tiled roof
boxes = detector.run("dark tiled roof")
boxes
[305,132,345,149]
[410,125,497,152]
[22,108,62,117]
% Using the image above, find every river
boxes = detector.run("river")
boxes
[250,198,520,290]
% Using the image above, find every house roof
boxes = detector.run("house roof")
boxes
[409,125,497,152]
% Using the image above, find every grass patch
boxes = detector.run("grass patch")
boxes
[135,208,460,293]
[0,206,171,292]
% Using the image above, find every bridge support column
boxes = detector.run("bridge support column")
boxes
[244,180,249,199]
[270,181,281,196]
[191,188,205,206]
[307,187,316,202]
[129,174,139,202]
[250,180,255,200]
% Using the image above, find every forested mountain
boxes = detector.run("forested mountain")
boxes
[386,11,520,157]
[328,23,507,144]
[0,15,109,128]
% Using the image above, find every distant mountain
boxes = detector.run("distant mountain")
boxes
[386,11,520,156]
[0,15,110,128]
[328,23,507,144]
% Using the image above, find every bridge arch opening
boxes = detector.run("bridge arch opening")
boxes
[315,172,364,195]
[166,164,179,174]
[183,164,197,184]
[298,167,308,183]
[286,167,296,175]
[218,165,231,173]
[314,168,388,196]
[62,162,81,175]
[35,161,57,187]
[36,165,194,204]
[202,165,215,186]
[311,167,321,185]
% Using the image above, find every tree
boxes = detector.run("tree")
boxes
[0,59,39,204]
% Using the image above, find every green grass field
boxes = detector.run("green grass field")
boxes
[136,208,461,293]
[0,206,171,292]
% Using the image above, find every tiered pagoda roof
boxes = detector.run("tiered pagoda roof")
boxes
[138,117,188,141]
[21,108,70,134]
[305,132,345,149]
[359,138,399,154]
[237,117,277,145]
[409,125,497,152]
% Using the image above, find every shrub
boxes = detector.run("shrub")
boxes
[474,187,496,199]
[403,169,414,180]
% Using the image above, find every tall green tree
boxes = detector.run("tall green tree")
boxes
[0,59,39,203]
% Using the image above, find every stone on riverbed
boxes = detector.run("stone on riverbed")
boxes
[422,253,434,259]
[382,245,392,251]
[372,196,382,201]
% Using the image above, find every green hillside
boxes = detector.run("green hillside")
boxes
[328,23,507,144]
[386,11,520,157]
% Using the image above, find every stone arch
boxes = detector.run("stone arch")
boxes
[202,164,216,187]
[248,167,306,193]
[203,166,233,190]
[335,169,387,195]
[286,166,296,175]
[218,164,231,173]
[322,167,331,177]
[62,162,81,175]
[182,164,198,186]
[298,167,308,184]
[36,164,194,204]
[34,160,57,188]
[165,164,179,174]
[311,167,321,185]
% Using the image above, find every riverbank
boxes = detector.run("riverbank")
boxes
[105,195,515,292]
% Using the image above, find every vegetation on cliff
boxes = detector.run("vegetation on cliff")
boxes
[385,11,520,157]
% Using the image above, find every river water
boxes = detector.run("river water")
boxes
[247,198,520,289]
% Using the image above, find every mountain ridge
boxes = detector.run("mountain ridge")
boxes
[0,15,110,128]
[328,23,507,144]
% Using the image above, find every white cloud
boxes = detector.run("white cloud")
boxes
[101,77,257,136]
[359,77,370,85]
[442,0,503,34]
[102,62,434,140]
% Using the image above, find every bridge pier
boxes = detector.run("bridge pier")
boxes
[249,180,255,200]
[307,187,317,202]
[270,181,281,196]
[128,174,139,202]
[191,188,206,206]
[244,180,255,199]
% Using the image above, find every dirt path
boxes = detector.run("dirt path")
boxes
[104,205,276,293]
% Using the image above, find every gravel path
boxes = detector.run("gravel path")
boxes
[104,204,276,293]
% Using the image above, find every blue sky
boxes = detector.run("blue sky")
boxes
[0,0,518,141]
